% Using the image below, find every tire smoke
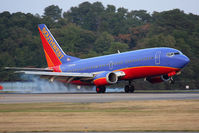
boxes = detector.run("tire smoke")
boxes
[0,76,95,93]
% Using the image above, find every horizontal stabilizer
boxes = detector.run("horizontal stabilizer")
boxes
[5,67,53,72]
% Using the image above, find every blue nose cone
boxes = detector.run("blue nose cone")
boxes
[184,55,190,65]
[181,55,190,68]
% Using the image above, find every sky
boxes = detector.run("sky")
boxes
[1,0,199,16]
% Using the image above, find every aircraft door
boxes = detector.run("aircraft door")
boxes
[109,61,113,70]
[155,51,161,65]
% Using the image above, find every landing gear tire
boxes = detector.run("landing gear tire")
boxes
[124,85,134,93]
[129,85,135,93]
[96,86,106,93]
[125,85,129,93]
[124,80,135,93]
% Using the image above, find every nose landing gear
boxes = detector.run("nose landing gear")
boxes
[124,80,135,93]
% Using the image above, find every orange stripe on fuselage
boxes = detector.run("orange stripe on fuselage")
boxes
[38,28,62,67]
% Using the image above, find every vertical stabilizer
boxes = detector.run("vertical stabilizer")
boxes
[38,24,80,67]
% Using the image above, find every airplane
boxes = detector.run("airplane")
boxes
[6,24,190,93]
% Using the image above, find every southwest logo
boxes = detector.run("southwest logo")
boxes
[42,27,64,60]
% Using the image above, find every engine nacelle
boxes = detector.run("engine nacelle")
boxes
[94,71,118,86]
[146,71,177,84]
[146,74,171,84]
[161,74,171,81]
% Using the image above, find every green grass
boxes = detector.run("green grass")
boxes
[0,102,146,113]
[0,100,199,132]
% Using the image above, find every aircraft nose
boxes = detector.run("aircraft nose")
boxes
[184,55,190,65]
[180,55,190,68]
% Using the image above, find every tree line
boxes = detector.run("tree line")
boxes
[0,2,199,89]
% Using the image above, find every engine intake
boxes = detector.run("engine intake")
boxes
[161,74,170,81]
[106,72,118,84]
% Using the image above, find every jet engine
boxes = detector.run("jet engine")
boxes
[146,74,171,84]
[146,71,177,84]
[93,71,119,86]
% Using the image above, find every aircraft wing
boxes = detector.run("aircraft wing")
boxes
[5,67,53,72]
[16,71,94,77]
[16,71,95,82]
[13,70,126,84]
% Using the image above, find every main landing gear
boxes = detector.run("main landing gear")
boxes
[124,80,135,93]
[96,86,106,93]
[96,81,135,93]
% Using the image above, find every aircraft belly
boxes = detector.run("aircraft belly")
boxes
[120,66,180,80]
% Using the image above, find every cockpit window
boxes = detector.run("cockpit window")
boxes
[174,52,180,55]
[167,53,174,57]
[166,52,180,57]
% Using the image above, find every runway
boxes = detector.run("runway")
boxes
[0,92,199,103]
